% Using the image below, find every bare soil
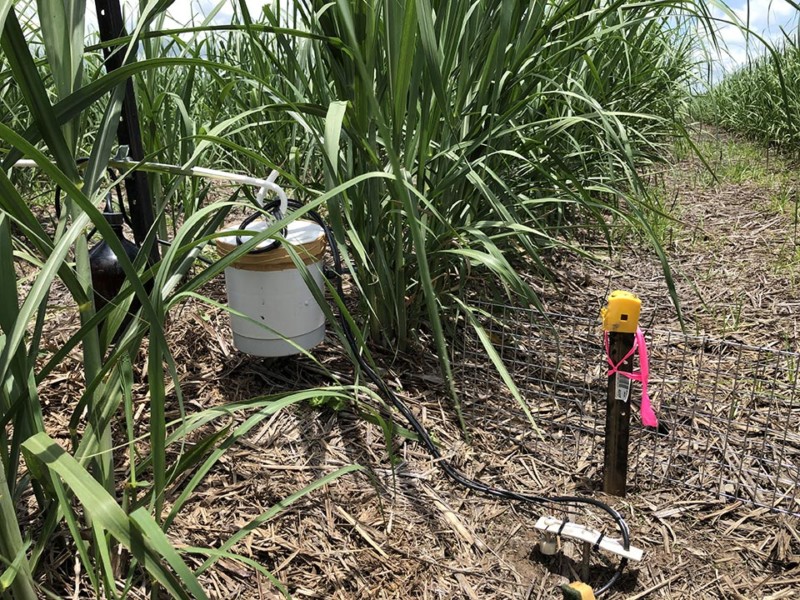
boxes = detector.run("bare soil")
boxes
[31,129,800,599]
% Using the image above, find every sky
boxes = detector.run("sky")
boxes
[711,0,799,75]
[159,0,267,26]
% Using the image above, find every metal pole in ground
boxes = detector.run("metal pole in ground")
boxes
[94,0,159,262]
[601,291,641,497]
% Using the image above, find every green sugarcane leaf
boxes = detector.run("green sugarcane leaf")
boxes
[0,0,13,48]
[0,12,79,181]
[324,100,347,173]
[21,432,205,599]
[0,541,31,593]
[129,508,208,599]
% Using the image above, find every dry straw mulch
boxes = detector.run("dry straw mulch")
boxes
[32,129,800,599]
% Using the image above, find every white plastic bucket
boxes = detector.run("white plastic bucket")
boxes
[215,219,326,357]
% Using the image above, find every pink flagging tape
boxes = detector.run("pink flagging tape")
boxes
[604,327,658,428]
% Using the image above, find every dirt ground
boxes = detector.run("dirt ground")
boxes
[33,128,800,599]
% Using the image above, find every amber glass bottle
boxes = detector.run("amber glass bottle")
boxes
[89,207,140,313]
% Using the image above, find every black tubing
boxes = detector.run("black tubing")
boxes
[237,200,630,595]
[54,163,127,246]
[235,205,284,253]
[54,161,125,223]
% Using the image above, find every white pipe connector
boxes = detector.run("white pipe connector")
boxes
[11,159,289,218]
[534,516,644,561]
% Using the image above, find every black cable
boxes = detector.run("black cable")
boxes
[54,162,127,244]
[593,532,606,553]
[235,204,285,253]
[53,157,90,221]
[238,200,630,595]
[107,167,130,229]
[54,160,124,222]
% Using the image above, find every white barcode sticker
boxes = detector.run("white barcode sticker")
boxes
[616,376,631,402]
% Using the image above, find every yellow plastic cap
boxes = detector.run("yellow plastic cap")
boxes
[560,582,595,600]
[601,290,641,333]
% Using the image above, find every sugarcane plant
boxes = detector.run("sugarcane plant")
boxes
[0,1,362,597]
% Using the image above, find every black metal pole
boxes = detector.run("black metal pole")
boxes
[94,0,159,262]
[603,331,634,497]
[601,291,642,497]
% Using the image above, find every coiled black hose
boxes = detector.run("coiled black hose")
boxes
[238,200,630,595]
[235,204,284,253]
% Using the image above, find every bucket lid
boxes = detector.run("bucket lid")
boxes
[215,219,326,272]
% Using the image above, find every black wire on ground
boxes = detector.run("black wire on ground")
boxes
[236,200,631,596]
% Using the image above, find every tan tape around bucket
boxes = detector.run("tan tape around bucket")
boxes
[215,224,326,272]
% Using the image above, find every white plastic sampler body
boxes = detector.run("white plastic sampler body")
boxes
[216,219,326,357]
